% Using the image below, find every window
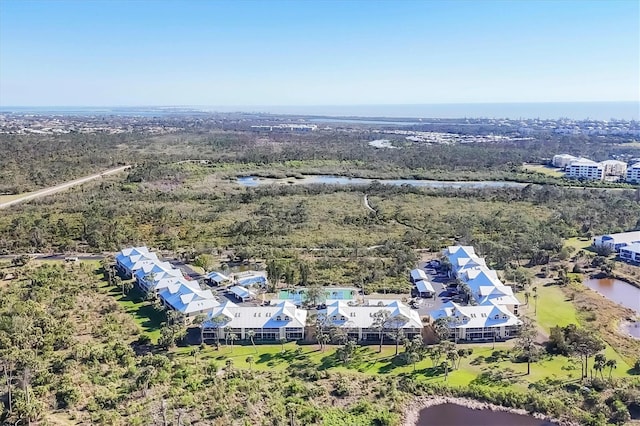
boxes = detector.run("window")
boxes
[284,316,290,321]
[266,312,271,317]
[276,316,282,321]
[494,315,500,319]
[235,313,240,318]
[350,312,356,318]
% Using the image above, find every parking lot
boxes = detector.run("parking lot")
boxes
[411,261,458,319]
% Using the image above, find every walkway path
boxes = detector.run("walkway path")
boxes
[0,165,130,210]
[363,194,376,212]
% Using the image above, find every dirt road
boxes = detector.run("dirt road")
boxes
[0,165,130,210]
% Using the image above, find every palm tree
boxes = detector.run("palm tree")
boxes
[192,314,207,344]
[372,310,392,353]
[606,358,617,379]
[447,350,459,370]
[532,287,539,315]
[441,360,450,380]
[318,333,330,352]
[190,347,200,366]
[246,330,257,353]
[246,355,254,370]
[407,350,420,372]
[594,353,607,379]
[228,333,238,352]
[433,318,450,342]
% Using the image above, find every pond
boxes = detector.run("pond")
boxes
[236,175,528,189]
[583,277,640,339]
[416,403,558,426]
[583,277,640,314]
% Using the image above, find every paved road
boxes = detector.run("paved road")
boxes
[0,165,131,210]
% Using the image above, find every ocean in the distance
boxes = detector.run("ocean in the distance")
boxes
[1,102,638,120]
[231,102,639,121]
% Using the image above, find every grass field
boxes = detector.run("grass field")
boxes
[98,281,165,342]
[529,283,580,332]
[171,338,632,390]
[522,164,565,177]
[564,236,594,252]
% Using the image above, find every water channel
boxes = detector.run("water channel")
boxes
[416,403,557,426]
[237,175,528,189]
[583,277,640,338]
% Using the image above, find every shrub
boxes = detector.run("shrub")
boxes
[56,385,80,409]
[137,334,152,345]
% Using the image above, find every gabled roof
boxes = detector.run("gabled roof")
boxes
[410,269,428,282]
[202,300,307,329]
[229,285,256,299]
[206,271,230,283]
[115,246,150,263]
[237,275,267,287]
[119,252,159,272]
[431,302,521,329]
[151,276,197,292]
[453,256,486,271]
[134,261,177,281]
[159,283,219,314]
[416,280,435,293]
[326,301,351,321]
[443,246,477,263]
[320,301,422,329]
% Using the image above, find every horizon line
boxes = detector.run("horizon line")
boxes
[1,100,639,108]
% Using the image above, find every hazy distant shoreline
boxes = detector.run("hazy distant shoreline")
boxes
[1,101,638,121]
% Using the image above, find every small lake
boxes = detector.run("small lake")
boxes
[416,404,557,426]
[583,277,640,314]
[583,277,640,339]
[237,175,528,189]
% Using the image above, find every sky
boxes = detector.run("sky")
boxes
[0,0,638,107]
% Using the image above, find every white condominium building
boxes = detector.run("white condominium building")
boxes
[627,163,640,183]
[565,159,604,181]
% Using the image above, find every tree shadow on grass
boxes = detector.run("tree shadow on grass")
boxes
[377,355,405,374]
[415,365,446,380]
[318,353,339,370]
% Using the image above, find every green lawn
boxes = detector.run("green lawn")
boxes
[564,237,594,252]
[531,284,580,332]
[99,281,165,343]
[171,339,632,390]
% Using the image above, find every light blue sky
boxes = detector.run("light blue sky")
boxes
[0,0,638,106]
